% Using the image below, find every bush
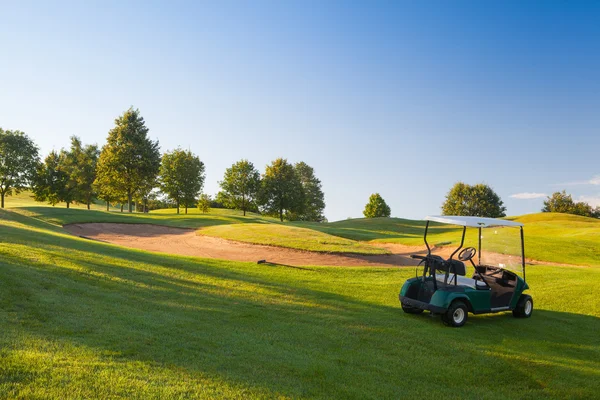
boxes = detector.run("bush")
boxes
[363,193,391,218]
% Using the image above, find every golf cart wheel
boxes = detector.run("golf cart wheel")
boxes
[401,303,424,314]
[513,295,533,318]
[442,301,468,327]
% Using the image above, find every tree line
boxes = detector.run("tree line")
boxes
[541,190,600,218]
[0,108,326,222]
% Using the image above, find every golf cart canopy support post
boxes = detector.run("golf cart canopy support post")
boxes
[424,221,431,255]
[521,226,526,283]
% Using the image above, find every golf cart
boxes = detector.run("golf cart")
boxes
[399,216,533,327]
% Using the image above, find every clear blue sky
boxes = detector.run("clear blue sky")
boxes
[1,1,599,221]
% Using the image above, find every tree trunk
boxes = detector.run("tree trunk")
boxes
[128,190,133,213]
[144,198,148,213]
[242,194,246,216]
[185,205,188,214]
[120,204,124,213]
[177,201,180,214]
[66,202,70,209]
[280,197,284,222]
[1,191,4,208]
[106,201,109,211]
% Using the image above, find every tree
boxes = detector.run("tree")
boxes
[219,159,261,216]
[441,182,506,218]
[293,162,325,222]
[197,194,211,213]
[363,193,391,218]
[33,151,70,206]
[259,158,304,222]
[95,108,160,213]
[63,136,100,209]
[159,149,205,214]
[94,152,123,211]
[0,128,39,208]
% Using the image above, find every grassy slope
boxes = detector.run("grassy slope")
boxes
[0,208,599,399]
[197,223,389,255]
[9,192,600,265]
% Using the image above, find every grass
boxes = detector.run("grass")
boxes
[8,191,600,265]
[198,223,389,255]
[0,208,599,398]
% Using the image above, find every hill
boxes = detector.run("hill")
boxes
[0,207,598,398]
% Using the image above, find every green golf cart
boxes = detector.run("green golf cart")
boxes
[399,216,533,327]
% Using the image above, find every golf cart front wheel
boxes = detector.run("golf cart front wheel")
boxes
[442,301,468,327]
[401,303,424,314]
[513,295,533,318]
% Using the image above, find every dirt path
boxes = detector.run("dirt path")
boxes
[63,223,571,268]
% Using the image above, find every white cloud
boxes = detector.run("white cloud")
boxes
[589,176,600,185]
[554,175,600,186]
[510,192,547,200]
[578,195,600,208]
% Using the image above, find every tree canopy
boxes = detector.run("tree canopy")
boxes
[33,151,70,206]
[259,158,304,222]
[292,162,326,222]
[95,108,160,212]
[219,159,261,216]
[159,149,205,214]
[441,182,506,218]
[363,193,391,218]
[63,136,100,209]
[0,128,39,208]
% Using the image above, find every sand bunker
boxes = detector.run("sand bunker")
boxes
[64,223,428,267]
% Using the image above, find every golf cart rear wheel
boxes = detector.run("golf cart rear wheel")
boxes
[442,301,468,327]
[513,295,533,318]
[402,303,424,314]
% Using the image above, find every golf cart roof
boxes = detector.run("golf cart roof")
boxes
[425,215,523,228]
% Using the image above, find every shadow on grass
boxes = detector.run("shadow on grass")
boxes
[1,209,599,398]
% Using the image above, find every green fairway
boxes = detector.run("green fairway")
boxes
[0,208,599,398]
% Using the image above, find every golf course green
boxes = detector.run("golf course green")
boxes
[1,200,599,398]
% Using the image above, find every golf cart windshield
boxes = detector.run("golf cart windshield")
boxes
[424,216,526,278]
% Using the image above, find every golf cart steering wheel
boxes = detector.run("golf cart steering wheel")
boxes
[458,247,476,262]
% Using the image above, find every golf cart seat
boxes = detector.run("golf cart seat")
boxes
[414,255,466,276]
[438,259,467,276]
